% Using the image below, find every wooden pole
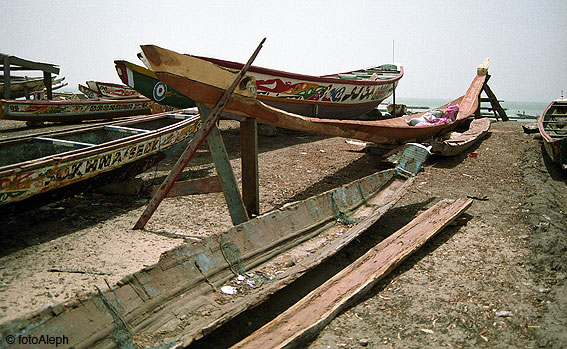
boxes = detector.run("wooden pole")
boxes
[43,71,53,100]
[133,38,266,229]
[240,117,259,216]
[3,56,11,99]
[200,104,249,225]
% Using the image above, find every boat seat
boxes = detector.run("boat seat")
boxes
[33,137,95,149]
[166,113,197,120]
[104,125,151,134]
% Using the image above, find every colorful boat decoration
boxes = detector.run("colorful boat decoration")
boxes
[0,96,153,123]
[0,110,201,210]
[198,56,403,119]
[537,97,567,169]
[0,143,430,347]
[85,80,140,98]
[78,83,101,98]
[114,60,196,109]
[132,51,402,119]
[140,45,487,144]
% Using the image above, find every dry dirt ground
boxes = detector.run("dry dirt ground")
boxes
[0,118,565,348]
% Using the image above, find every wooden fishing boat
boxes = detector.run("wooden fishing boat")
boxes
[431,117,491,156]
[85,80,140,98]
[0,96,153,123]
[0,143,430,347]
[537,97,567,169]
[0,110,200,210]
[0,75,66,99]
[135,50,403,119]
[78,83,101,98]
[114,60,196,109]
[140,45,487,144]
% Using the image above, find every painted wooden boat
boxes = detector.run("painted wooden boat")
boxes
[85,80,140,98]
[537,97,567,169]
[114,60,196,109]
[430,117,491,156]
[134,51,402,119]
[0,143,430,348]
[0,96,153,122]
[78,83,101,98]
[0,110,200,210]
[140,45,487,144]
[0,76,66,99]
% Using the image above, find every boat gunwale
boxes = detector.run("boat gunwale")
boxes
[197,55,404,87]
[0,112,200,176]
[538,99,567,143]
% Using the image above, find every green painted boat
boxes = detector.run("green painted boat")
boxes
[114,60,196,109]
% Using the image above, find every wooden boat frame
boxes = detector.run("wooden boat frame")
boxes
[537,97,567,169]
[430,117,491,156]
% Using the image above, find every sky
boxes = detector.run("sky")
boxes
[1,0,566,103]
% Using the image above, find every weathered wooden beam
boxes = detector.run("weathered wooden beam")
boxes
[151,176,222,197]
[201,104,249,225]
[482,81,508,121]
[43,71,53,100]
[0,53,59,74]
[240,117,259,216]
[234,198,473,349]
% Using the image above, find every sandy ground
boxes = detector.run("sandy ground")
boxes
[0,118,565,348]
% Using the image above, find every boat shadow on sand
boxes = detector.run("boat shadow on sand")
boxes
[541,144,567,184]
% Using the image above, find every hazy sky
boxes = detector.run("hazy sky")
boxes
[2,0,565,102]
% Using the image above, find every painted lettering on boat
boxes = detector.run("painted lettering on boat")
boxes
[0,121,199,205]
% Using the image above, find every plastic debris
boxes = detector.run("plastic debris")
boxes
[220,286,237,295]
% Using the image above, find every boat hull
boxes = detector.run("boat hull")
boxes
[0,97,153,122]
[537,98,567,169]
[0,111,201,209]
[141,45,486,144]
[199,56,402,119]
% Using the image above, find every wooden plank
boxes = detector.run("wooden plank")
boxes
[234,198,473,349]
[240,117,259,216]
[133,38,265,229]
[201,103,249,224]
[482,81,508,121]
[151,176,222,197]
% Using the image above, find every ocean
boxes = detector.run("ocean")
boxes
[384,97,549,120]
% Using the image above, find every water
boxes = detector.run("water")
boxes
[382,96,549,120]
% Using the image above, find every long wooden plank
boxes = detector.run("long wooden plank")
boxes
[133,38,265,229]
[234,198,473,349]
[151,176,222,197]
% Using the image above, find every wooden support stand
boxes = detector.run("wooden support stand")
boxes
[482,75,508,121]
[133,38,265,229]
[240,117,259,216]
